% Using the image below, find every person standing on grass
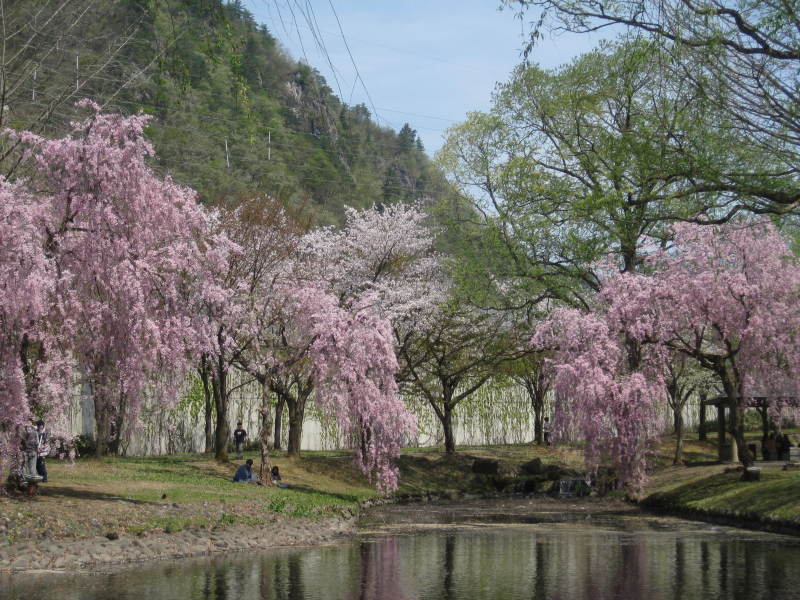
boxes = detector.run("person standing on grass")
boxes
[21,424,40,479]
[35,420,49,482]
[233,421,247,459]
[543,417,551,446]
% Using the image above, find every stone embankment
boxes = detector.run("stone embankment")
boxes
[0,516,355,572]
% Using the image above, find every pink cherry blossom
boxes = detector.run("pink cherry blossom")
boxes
[535,220,800,486]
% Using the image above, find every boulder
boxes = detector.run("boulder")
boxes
[472,458,500,475]
[520,458,544,475]
[544,464,564,480]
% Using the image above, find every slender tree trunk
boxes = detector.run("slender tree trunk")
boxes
[698,392,707,441]
[274,396,285,451]
[673,407,684,465]
[94,394,110,457]
[442,404,456,455]
[258,381,273,484]
[719,364,751,467]
[732,400,749,466]
[204,393,214,453]
[286,400,304,458]
[199,356,214,453]
[212,358,230,462]
[108,401,126,456]
[286,384,311,458]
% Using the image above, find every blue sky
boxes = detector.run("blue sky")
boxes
[244,1,603,155]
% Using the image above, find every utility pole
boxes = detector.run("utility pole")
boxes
[32,68,36,101]
[224,137,230,168]
[76,54,79,91]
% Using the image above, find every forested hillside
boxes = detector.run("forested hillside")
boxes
[1,0,448,223]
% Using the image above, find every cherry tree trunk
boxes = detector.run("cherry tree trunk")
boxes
[199,357,214,453]
[108,408,126,456]
[212,363,230,462]
[258,382,273,483]
[274,396,285,451]
[94,397,111,457]
[673,407,684,465]
[719,367,751,467]
[441,404,456,455]
[287,407,304,458]
[530,386,545,445]
[732,401,750,466]
[286,388,310,458]
[204,395,214,454]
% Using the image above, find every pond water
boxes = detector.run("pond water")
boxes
[3,499,800,600]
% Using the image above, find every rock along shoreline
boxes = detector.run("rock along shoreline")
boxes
[0,514,357,573]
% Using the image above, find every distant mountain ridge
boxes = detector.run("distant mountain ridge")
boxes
[1,0,449,223]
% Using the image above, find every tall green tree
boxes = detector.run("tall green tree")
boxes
[509,0,800,215]
[438,40,760,299]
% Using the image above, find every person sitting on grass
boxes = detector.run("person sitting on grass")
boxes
[271,465,288,488]
[232,458,257,483]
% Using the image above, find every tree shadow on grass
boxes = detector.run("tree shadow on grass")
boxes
[272,483,363,504]
[33,485,162,505]
[682,460,723,467]
[120,464,234,484]
[647,470,800,517]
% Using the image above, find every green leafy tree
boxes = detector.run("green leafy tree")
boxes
[509,0,800,215]
[438,40,758,300]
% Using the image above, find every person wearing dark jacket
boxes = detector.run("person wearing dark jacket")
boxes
[21,425,40,479]
[35,420,49,482]
[779,433,793,462]
[233,422,247,459]
[233,459,255,483]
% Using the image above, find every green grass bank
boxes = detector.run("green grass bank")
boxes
[3,436,800,549]
[639,436,800,534]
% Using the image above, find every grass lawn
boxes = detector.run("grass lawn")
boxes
[1,442,577,544]
[0,451,373,543]
[643,432,800,526]
[4,434,800,545]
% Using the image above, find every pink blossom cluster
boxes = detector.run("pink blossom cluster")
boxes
[534,220,800,485]
[533,308,667,487]
[1,101,231,477]
[2,103,436,494]
[290,287,417,493]
[297,204,445,326]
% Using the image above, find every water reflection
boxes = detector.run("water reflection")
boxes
[3,519,800,599]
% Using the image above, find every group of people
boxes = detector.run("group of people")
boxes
[232,459,285,487]
[21,420,49,482]
[230,421,287,487]
[762,432,794,461]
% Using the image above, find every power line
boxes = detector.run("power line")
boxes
[326,0,383,127]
